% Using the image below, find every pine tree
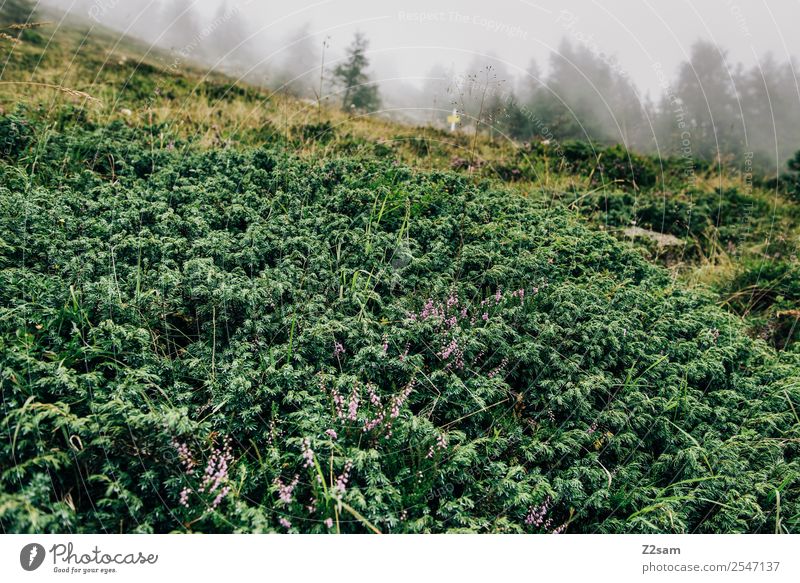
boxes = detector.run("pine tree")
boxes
[333,32,381,113]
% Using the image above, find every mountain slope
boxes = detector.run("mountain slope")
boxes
[1,2,799,534]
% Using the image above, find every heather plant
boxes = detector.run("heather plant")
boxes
[1,115,799,535]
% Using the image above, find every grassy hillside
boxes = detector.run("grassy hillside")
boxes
[1,5,799,533]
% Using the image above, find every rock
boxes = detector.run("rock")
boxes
[623,226,684,249]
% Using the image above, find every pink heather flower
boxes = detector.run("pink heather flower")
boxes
[331,386,345,418]
[587,422,597,435]
[494,288,502,303]
[488,357,508,379]
[276,474,299,504]
[212,486,231,509]
[390,380,415,418]
[438,338,464,369]
[333,341,345,358]
[440,338,457,360]
[172,440,197,475]
[446,292,458,309]
[334,460,353,496]
[324,518,334,528]
[179,487,191,507]
[347,385,360,421]
[525,497,552,527]
[482,312,488,321]
[325,429,338,440]
[460,307,468,319]
[428,433,448,457]
[552,523,567,534]
[363,412,384,432]
[301,437,314,468]
[279,517,292,529]
[367,383,381,407]
[197,436,234,508]
[382,334,389,353]
[399,342,410,362]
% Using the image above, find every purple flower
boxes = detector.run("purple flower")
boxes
[347,384,360,421]
[331,386,345,418]
[525,497,552,528]
[363,412,385,432]
[212,486,230,509]
[488,357,508,379]
[276,474,299,504]
[334,460,353,496]
[333,341,345,358]
[301,437,314,468]
[325,428,338,440]
[279,517,292,529]
[367,383,381,407]
[324,518,333,528]
[172,440,197,475]
[390,380,415,418]
[196,436,234,509]
[179,487,191,507]
[420,298,436,320]
[446,292,458,309]
[438,338,464,369]
[427,433,448,458]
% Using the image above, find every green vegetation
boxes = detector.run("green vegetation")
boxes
[1,3,799,534]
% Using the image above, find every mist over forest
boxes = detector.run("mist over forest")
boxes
[37,0,800,174]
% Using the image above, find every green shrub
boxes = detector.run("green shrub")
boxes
[1,118,798,533]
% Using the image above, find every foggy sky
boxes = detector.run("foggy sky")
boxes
[38,0,800,100]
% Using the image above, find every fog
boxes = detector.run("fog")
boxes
[35,0,800,171]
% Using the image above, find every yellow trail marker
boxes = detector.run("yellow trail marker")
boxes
[447,108,461,132]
